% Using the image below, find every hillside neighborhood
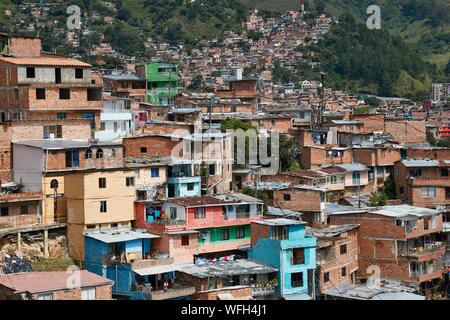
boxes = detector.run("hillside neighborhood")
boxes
[0,1,449,301]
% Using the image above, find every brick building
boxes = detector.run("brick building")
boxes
[394,159,450,209]
[329,205,445,294]
[310,224,359,294]
[0,35,103,130]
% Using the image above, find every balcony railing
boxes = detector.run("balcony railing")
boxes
[151,219,187,226]
[150,285,196,300]
[131,257,174,270]
[410,260,444,278]
[398,242,444,257]
[251,285,276,297]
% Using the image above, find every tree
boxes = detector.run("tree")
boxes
[279,134,301,172]
[383,175,397,199]
[446,57,450,77]
[370,192,388,207]
[188,75,203,92]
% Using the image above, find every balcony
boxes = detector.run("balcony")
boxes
[150,285,196,300]
[131,257,174,270]
[409,260,444,280]
[251,285,277,297]
[150,219,186,226]
[398,242,445,258]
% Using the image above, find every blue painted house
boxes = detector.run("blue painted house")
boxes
[166,163,201,198]
[84,228,195,300]
[248,219,317,300]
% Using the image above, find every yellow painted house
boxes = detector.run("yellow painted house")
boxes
[65,169,137,261]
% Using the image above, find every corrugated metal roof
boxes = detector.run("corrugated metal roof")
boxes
[370,205,441,218]
[335,163,369,172]
[178,260,277,279]
[401,159,439,167]
[254,218,305,226]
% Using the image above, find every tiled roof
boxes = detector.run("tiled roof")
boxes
[0,271,113,294]
[0,55,91,67]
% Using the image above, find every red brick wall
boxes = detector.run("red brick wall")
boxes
[250,222,270,246]
[273,188,322,212]
[123,136,182,158]
[10,37,42,57]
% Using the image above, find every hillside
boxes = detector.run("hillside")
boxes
[245,0,450,72]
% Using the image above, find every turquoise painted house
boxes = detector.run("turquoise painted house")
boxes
[166,163,201,198]
[248,219,317,300]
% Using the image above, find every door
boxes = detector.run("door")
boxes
[55,68,62,84]
[201,231,211,244]
[168,184,175,198]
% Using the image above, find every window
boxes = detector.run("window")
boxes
[340,244,347,255]
[341,267,347,277]
[209,163,216,176]
[75,68,84,79]
[59,88,70,100]
[151,167,160,178]
[100,122,106,131]
[187,183,194,191]
[126,177,134,187]
[181,235,189,246]
[50,179,59,189]
[37,293,52,300]
[424,219,429,230]
[26,67,35,78]
[140,147,147,153]
[65,150,80,168]
[82,112,95,129]
[441,168,449,177]
[221,229,230,241]
[99,178,106,189]
[36,88,46,100]
[81,287,96,300]
[352,171,361,184]
[43,125,62,139]
[100,201,107,213]
[236,227,245,239]
[421,187,436,198]
[85,149,93,159]
[194,207,206,219]
[291,272,304,288]
[57,113,66,120]
[170,207,177,220]
[110,149,116,158]
[20,206,28,215]
[272,225,288,240]
[324,272,330,283]
[410,169,422,177]
[96,149,103,159]
[330,175,338,184]
[292,248,305,265]
[283,194,291,201]
[0,207,8,217]
[113,122,118,133]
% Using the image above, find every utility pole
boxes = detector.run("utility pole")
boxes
[318,72,326,128]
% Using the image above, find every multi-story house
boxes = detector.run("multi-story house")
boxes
[136,63,179,106]
[64,168,137,261]
[249,219,317,300]
[84,227,196,300]
[135,193,264,264]
[329,205,445,295]
[0,35,103,130]
[310,224,359,295]
[394,159,450,209]
[353,146,402,191]
[95,97,134,141]
[12,139,123,225]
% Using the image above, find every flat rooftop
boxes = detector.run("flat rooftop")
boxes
[177,259,278,279]
[84,227,160,243]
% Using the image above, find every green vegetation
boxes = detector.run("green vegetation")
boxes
[316,13,430,99]
[370,192,388,207]
[31,257,75,272]
[279,134,301,172]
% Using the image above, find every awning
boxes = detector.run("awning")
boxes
[133,263,192,276]
[282,293,313,300]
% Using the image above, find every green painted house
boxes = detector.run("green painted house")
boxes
[140,63,179,105]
